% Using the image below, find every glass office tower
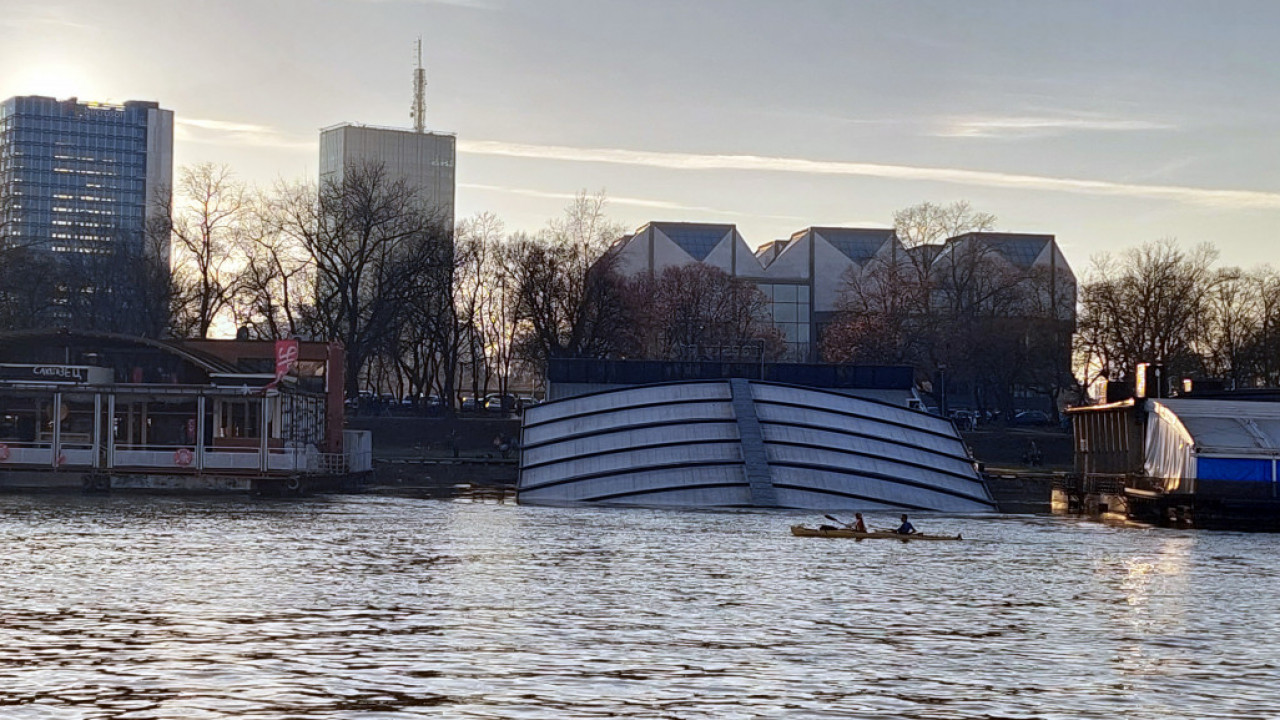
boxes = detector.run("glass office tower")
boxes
[0,96,174,259]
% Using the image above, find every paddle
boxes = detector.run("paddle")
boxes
[824,514,854,529]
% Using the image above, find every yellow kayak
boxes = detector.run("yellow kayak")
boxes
[790,525,962,541]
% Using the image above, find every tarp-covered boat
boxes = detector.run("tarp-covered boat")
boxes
[790,525,962,541]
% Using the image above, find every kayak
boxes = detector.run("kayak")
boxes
[790,525,962,541]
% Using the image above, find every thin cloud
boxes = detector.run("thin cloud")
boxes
[0,7,95,32]
[458,139,1280,210]
[178,118,278,134]
[937,115,1174,138]
[461,182,804,221]
[176,117,313,151]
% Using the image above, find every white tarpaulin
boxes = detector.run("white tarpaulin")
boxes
[1144,401,1194,492]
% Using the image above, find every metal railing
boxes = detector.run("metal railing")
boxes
[1052,473,1131,495]
[1,440,371,476]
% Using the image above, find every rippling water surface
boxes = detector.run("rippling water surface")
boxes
[2,494,1279,719]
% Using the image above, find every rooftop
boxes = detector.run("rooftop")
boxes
[802,227,896,264]
[320,121,456,138]
[644,221,735,261]
[947,232,1056,269]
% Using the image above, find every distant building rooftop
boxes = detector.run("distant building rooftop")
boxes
[320,121,455,138]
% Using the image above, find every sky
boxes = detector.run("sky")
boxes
[3,0,1280,273]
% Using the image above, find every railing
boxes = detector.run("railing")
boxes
[205,448,266,471]
[0,441,55,466]
[308,453,350,475]
[1052,473,1132,495]
[268,448,308,472]
[1,440,371,476]
[115,444,197,470]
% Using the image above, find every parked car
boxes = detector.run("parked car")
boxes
[485,394,519,413]
[460,396,479,412]
[1010,410,1052,426]
[950,410,977,430]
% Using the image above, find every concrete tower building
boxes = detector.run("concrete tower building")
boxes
[318,41,456,227]
[318,124,456,227]
[0,96,173,258]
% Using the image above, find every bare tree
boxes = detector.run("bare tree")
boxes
[1198,267,1260,387]
[622,264,783,360]
[453,213,505,405]
[893,200,996,249]
[1246,267,1280,385]
[232,189,313,339]
[502,191,629,367]
[1076,239,1219,391]
[276,162,451,398]
[388,216,458,407]
[0,249,59,331]
[169,164,246,338]
[0,181,61,329]
[58,229,175,337]
[825,201,1011,409]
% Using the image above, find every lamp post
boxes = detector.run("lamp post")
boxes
[939,364,948,417]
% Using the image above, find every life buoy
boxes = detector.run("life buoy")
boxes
[174,448,194,466]
[0,444,9,461]
[285,477,302,493]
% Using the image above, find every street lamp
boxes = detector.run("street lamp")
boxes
[939,364,948,416]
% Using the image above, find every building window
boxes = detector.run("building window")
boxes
[758,282,812,361]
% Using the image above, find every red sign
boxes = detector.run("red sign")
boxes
[267,339,300,390]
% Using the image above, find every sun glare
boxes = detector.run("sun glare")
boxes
[9,62,98,101]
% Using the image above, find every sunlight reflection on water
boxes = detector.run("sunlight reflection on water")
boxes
[1,495,1278,719]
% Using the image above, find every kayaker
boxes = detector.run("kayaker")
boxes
[852,513,867,533]
[895,514,917,535]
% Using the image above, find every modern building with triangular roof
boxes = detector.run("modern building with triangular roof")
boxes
[610,221,1074,366]
[613,222,904,360]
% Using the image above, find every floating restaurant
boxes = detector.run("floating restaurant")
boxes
[1070,368,1280,529]
[0,330,370,494]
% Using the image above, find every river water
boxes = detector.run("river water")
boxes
[1,495,1278,719]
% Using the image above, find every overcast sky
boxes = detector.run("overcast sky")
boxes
[3,0,1280,271]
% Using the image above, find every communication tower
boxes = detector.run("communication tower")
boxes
[412,37,427,133]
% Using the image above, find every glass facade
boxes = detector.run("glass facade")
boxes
[0,96,167,255]
[758,282,812,361]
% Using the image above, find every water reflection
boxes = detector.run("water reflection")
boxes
[1,497,1279,718]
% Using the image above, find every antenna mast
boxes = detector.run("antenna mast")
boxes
[412,37,427,133]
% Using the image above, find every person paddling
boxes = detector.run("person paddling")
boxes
[895,514,917,535]
[852,513,867,533]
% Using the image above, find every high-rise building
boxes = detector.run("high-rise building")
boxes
[318,123,456,228]
[0,96,174,258]
[318,42,456,228]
